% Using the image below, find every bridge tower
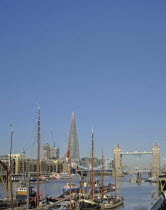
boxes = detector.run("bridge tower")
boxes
[152,144,160,177]
[114,144,123,176]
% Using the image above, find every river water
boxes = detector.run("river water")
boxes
[0,174,158,210]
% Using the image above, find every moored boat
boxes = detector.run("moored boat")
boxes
[100,196,124,209]
[0,198,18,209]
[63,182,79,194]
[56,200,77,209]
[50,173,60,179]
[30,178,49,184]
[16,184,36,204]
[79,199,101,209]
[59,172,70,179]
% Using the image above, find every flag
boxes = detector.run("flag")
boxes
[66,148,70,158]
[66,147,70,162]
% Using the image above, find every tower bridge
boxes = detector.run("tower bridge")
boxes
[114,144,160,177]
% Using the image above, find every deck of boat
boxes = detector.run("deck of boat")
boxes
[101,200,124,209]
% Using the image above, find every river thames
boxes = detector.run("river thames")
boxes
[0,174,158,210]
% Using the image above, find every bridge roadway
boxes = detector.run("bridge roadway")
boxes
[124,169,151,174]
[121,151,152,155]
[77,169,112,172]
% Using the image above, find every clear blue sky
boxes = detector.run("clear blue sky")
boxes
[0,1,166,167]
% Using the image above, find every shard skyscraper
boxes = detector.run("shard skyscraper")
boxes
[68,112,80,163]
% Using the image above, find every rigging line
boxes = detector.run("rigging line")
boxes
[30,127,37,140]
[23,124,37,158]
[29,134,37,158]
[0,175,8,197]
[23,126,37,153]
[9,125,14,210]
[23,142,35,153]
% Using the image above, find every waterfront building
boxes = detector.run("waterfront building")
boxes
[27,159,37,173]
[0,155,15,175]
[10,153,27,159]
[15,158,28,174]
[53,158,67,173]
[30,159,64,174]
[10,154,28,174]
[40,160,57,173]
[62,158,68,172]
[0,153,64,175]
[0,154,26,174]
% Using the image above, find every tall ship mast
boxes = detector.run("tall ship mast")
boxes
[9,126,14,209]
[101,149,104,200]
[36,104,40,207]
[67,139,72,210]
[91,129,94,201]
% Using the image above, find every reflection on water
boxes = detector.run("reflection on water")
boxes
[111,175,157,210]
[0,174,158,209]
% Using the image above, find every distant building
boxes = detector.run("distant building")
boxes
[43,143,50,160]
[80,157,102,168]
[0,155,9,160]
[10,153,27,159]
[105,159,113,170]
[68,112,80,163]
[43,143,60,160]
[50,146,60,159]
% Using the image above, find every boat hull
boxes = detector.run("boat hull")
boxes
[101,200,124,209]
[79,199,101,209]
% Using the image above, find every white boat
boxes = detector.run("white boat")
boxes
[147,176,157,183]
[51,172,70,179]
[50,173,60,179]
[59,172,70,179]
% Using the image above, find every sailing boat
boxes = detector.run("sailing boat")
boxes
[60,138,77,209]
[100,155,124,209]
[0,126,18,209]
[16,105,41,209]
[101,149,104,201]
[79,130,101,209]
[99,154,115,193]
[36,104,40,208]
[16,105,49,208]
